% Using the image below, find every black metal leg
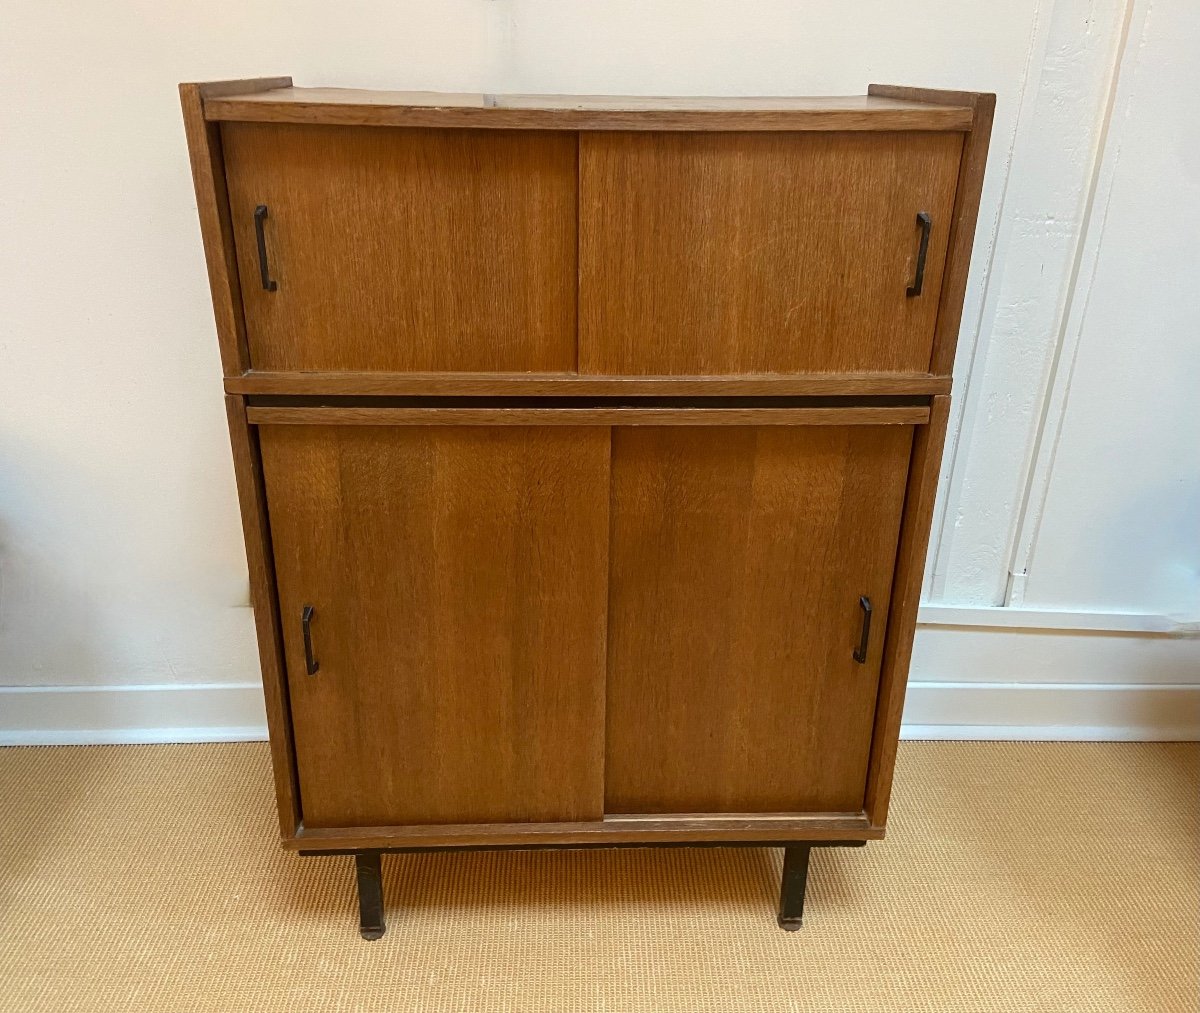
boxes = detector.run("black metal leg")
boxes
[777,844,811,931]
[355,850,386,940]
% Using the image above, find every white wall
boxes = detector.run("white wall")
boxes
[1,0,1196,740]
[1014,0,1200,616]
[931,0,1200,618]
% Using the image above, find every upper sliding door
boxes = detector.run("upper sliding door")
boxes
[579,131,962,375]
[223,123,578,373]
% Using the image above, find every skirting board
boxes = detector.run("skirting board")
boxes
[0,683,269,746]
[1,618,1198,745]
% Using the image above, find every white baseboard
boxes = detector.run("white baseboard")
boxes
[2,612,1197,745]
[900,682,1200,740]
[0,683,268,746]
[901,613,1200,738]
[916,603,1200,635]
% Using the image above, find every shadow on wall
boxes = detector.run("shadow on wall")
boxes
[1099,471,1200,619]
[0,463,104,687]
[0,422,260,693]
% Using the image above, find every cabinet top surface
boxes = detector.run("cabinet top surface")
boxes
[199,85,978,131]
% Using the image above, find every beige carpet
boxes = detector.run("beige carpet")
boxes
[0,742,1195,1012]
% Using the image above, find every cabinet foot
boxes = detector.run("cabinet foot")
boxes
[777,844,811,931]
[355,850,386,940]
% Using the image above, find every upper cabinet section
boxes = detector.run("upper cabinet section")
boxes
[192,82,992,383]
[579,131,962,375]
[221,123,577,372]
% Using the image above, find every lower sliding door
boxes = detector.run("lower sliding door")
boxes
[259,423,610,828]
[257,412,914,831]
[605,424,914,815]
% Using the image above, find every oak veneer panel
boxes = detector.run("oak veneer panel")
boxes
[221,396,300,836]
[181,79,302,836]
[580,131,962,375]
[225,370,953,397]
[867,86,995,374]
[204,87,975,131]
[246,406,929,427]
[221,123,577,372]
[258,425,609,827]
[864,394,951,827]
[605,425,913,814]
[288,814,880,850]
[180,83,273,376]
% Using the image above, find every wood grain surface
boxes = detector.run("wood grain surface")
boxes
[179,84,261,375]
[580,131,962,375]
[605,425,914,814]
[864,395,951,827]
[225,370,953,397]
[288,812,879,850]
[222,397,301,836]
[868,86,996,374]
[181,79,994,850]
[204,87,975,132]
[258,425,609,827]
[245,406,929,428]
[221,123,577,372]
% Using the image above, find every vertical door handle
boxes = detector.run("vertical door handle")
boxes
[253,204,278,292]
[853,595,873,664]
[301,604,319,675]
[906,211,932,297]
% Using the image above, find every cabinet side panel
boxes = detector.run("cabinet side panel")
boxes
[864,395,951,827]
[867,87,995,374]
[180,84,251,375]
[223,396,301,836]
[930,96,995,375]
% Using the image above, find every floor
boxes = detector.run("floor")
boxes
[0,741,1195,1012]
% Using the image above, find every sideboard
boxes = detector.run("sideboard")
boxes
[181,78,993,938]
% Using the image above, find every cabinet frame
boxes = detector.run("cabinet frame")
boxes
[181,77,991,850]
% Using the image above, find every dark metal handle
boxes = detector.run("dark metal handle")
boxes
[253,204,278,292]
[301,604,318,675]
[853,595,873,664]
[906,211,932,297]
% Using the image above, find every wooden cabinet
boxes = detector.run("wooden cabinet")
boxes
[183,79,993,938]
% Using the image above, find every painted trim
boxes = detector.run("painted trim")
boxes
[918,604,1199,634]
[927,0,1139,605]
[902,681,1200,741]
[913,619,1200,686]
[901,724,1196,741]
[0,683,267,746]
[1006,0,1142,600]
[924,0,1056,601]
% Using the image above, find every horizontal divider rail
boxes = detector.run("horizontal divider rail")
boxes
[225,371,953,398]
[245,405,930,427]
[245,394,932,409]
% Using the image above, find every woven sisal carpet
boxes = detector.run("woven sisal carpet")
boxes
[0,741,1195,1011]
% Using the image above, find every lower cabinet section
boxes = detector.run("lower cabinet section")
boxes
[257,417,915,830]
